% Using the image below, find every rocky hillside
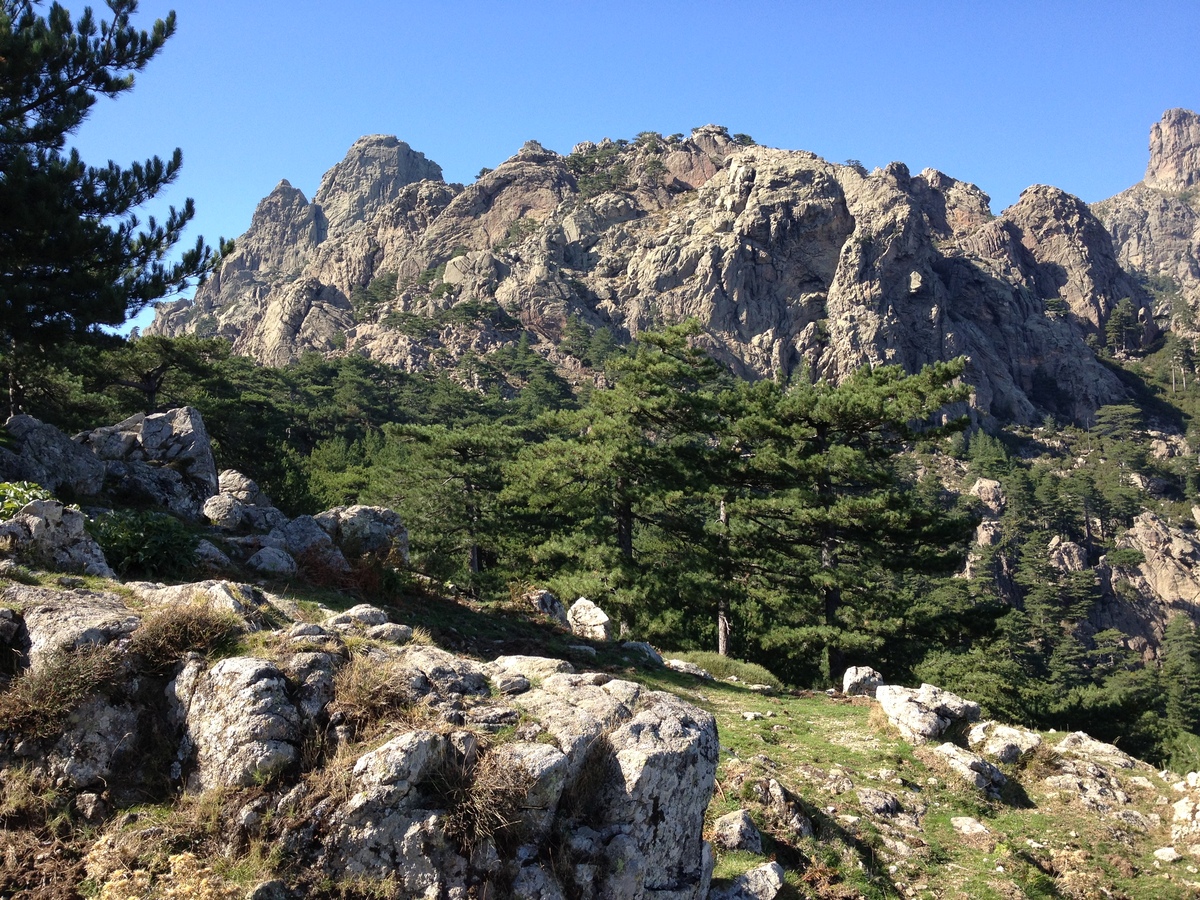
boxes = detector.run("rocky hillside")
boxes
[149,126,1158,424]
[4,506,1200,899]
[1094,108,1200,325]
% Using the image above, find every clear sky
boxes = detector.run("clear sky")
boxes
[65,0,1200,329]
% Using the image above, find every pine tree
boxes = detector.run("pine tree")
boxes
[0,0,226,411]
[1163,613,1200,735]
[725,360,974,684]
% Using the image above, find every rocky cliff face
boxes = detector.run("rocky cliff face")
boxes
[151,127,1156,423]
[1094,108,1200,322]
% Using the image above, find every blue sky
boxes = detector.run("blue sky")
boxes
[65,1,1200,327]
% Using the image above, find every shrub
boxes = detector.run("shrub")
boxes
[127,602,243,675]
[0,482,55,521]
[1106,547,1146,568]
[0,646,122,739]
[90,509,198,579]
[667,651,783,691]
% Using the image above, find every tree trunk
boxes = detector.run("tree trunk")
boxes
[718,596,731,657]
[718,499,731,656]
[615,478,633,560]
[6,338,20,418]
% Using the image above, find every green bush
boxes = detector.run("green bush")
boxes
[668,651,783,691]
[0,482,55,521]
[1106,547,1146,568]
[90,509,198,579]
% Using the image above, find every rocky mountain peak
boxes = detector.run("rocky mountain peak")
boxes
[150,126,1167,423]
[1145,107,1200,192]
[311,134,444,235]
[1094,110,1200,329]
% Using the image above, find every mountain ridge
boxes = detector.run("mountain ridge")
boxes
[149,124,1160,424]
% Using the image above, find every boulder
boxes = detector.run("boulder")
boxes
[202,493,245,529]
[484,654,574,682]
[752,777,813,838]
[935,743,1007,795]
[102,460,205,521]
[46,697,142,793]
[711,809,762,853]
[595,692,719,895]
[314,505,408,561]
[968,720,1042,764]
[0,500,114,577]
[366,623,412,644]
[218,469,268,504]
[247,547,298,578]
[489,741,571,838]
[567,597,612,641]
[842,666,883,697]
[876,683,980,744]
[273,515,351,576]
[666,658,715,680]
[623,641,664,665]
[524,588,569,626]
[324,603,389,628]
[169,656,302,791]
[1,415,105,495]
[195,539,233,572]
[856,788,901,816]
[708,861,785,900]
[952,816,990,836]
[9,585,137,670]
[126,579,268,627]
[329,730,469,891]
[79,407,219,519]
[1054,731,1143,770]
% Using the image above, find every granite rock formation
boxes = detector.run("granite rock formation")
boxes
[1094,108,1200,323]
[150,126,1155,423]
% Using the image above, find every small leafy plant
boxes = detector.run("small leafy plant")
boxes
[0,482,55,521]
[90,509,198,579]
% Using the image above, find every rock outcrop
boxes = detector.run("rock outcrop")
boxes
[149,127,1154,423]
[0,501,113,578]
[0,576,719,899]
[1094,109,1200,324]
[875,682,980,744]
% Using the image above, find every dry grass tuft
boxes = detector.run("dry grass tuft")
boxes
[127,601,243,674]
[96,851,243,900]
[329,653,433,740]
[408,625,434,646]
[430,748,535,855]
[0,645,121,739]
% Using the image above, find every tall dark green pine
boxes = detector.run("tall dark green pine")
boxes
[503,322,734,639]
[0,0,225,412]
[725,360,974,685]
[1163,614,1200,735]
[366,422,521,595]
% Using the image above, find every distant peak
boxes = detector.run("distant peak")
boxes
[1145,107,1200,192]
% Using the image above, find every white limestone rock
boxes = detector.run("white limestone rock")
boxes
[968,720,1042,764]
[170,656,302,791]
[567,597,612,641]
[842,665,883,697]
[708,861,785,900]
[247,546,298,577]
[935,743,1007,795]
[0,500,114,577]
[711,809,763,853]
